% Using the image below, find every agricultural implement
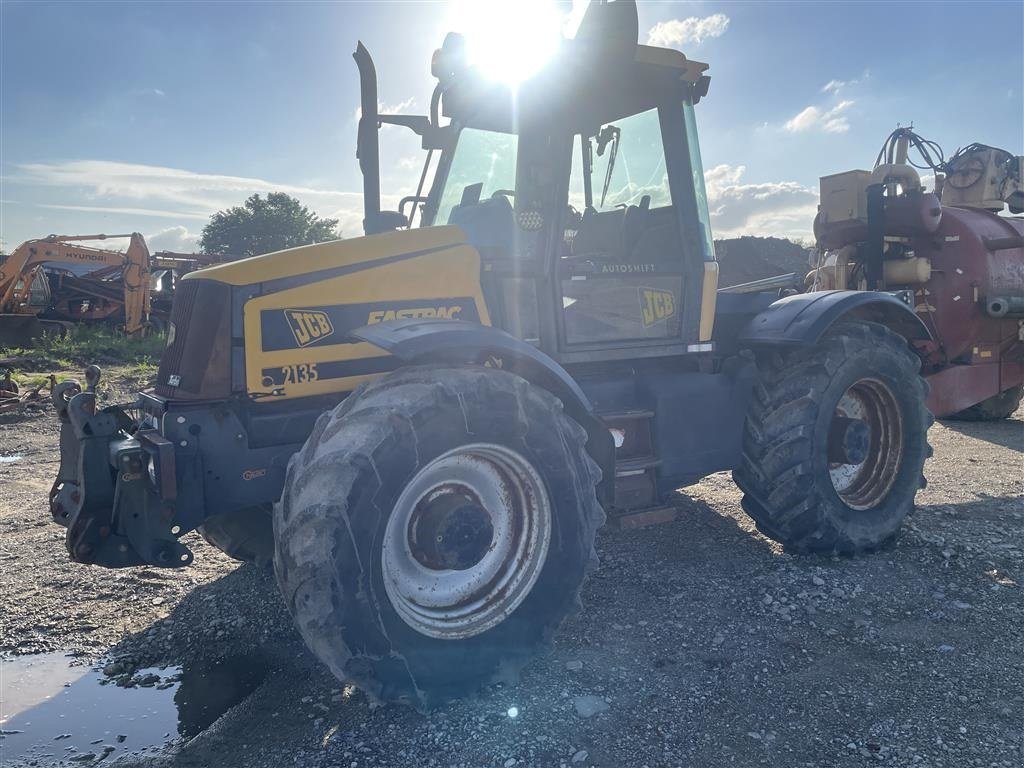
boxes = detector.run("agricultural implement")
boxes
[808,128,1023,419]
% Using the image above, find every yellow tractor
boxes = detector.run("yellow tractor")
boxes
[50,1,932,708]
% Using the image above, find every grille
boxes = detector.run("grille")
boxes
[155,279,232,400]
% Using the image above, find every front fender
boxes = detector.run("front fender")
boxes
[350,318,615,506]
[739,290,931,348]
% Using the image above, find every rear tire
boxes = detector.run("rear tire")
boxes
[947,385,1023,421]
[734,321,932,554]
[273,366,604,709]
[198,505,274,568]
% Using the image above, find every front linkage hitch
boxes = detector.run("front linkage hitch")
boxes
[50,366,193,568]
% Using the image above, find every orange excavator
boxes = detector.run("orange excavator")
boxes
[0,233,227,346]
[0,233,150,344]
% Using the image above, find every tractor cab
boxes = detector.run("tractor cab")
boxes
[355,2,717,364]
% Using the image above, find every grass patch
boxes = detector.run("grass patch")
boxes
[7,372,52,390]
[0,325,166,371]
[120,360,161,391]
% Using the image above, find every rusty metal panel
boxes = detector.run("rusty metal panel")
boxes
[925,363,1000,417]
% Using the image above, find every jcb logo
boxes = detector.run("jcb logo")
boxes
[640,288,675,327]
[366,305,463,324]
[284,310,334,347]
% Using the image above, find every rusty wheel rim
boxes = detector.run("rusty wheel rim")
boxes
[382,443,552,640]
[828,378,904,511]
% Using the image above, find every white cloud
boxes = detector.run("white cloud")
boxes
[647,14,730,47]
[146,225,199,253]
[822,100,855,133]
[14,160,370,236]
[37,203,209,220]
[353,97,416,122]
[704,164,817,239]
[784,100,854,134]
[785,106,822,133]
[12,157,425,242]
[820,70,869,95]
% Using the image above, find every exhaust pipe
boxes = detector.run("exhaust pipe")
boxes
[354,42,383,235]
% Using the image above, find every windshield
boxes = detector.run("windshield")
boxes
[433,127,518,225]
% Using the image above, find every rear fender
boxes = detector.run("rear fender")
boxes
[350,318,616,505]
[739,290,931,348]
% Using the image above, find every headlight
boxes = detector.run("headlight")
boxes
[147,455,158,487]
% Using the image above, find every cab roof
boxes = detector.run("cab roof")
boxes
[441,42,709,136]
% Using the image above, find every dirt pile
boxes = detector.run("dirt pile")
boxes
[715,236,811,287]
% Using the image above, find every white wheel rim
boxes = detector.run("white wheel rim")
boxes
[382,443,552,640]
[828,378,904,510]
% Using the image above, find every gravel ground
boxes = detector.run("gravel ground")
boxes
[1,395,1021,768]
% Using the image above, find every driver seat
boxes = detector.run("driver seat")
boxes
[448,192,516,259]
[571,194,651,261]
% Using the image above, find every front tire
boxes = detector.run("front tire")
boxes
[734,321,932,554]
[273,366,604,708]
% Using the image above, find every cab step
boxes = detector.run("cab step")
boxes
[599,409,678,529]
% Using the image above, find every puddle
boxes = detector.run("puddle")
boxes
[0,455,22,464]
[0,653,178,764]
[0,652,269,765]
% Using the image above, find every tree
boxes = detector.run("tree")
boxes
[199,193,339,259]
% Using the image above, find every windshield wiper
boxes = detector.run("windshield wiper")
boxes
[596,125,620,208]
[582,136,594,210]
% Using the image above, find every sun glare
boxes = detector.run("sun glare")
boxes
[446,0,567,84]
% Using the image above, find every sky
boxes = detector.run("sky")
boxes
[1,0,1022,253]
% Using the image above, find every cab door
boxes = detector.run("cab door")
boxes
[555,103,714,363]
